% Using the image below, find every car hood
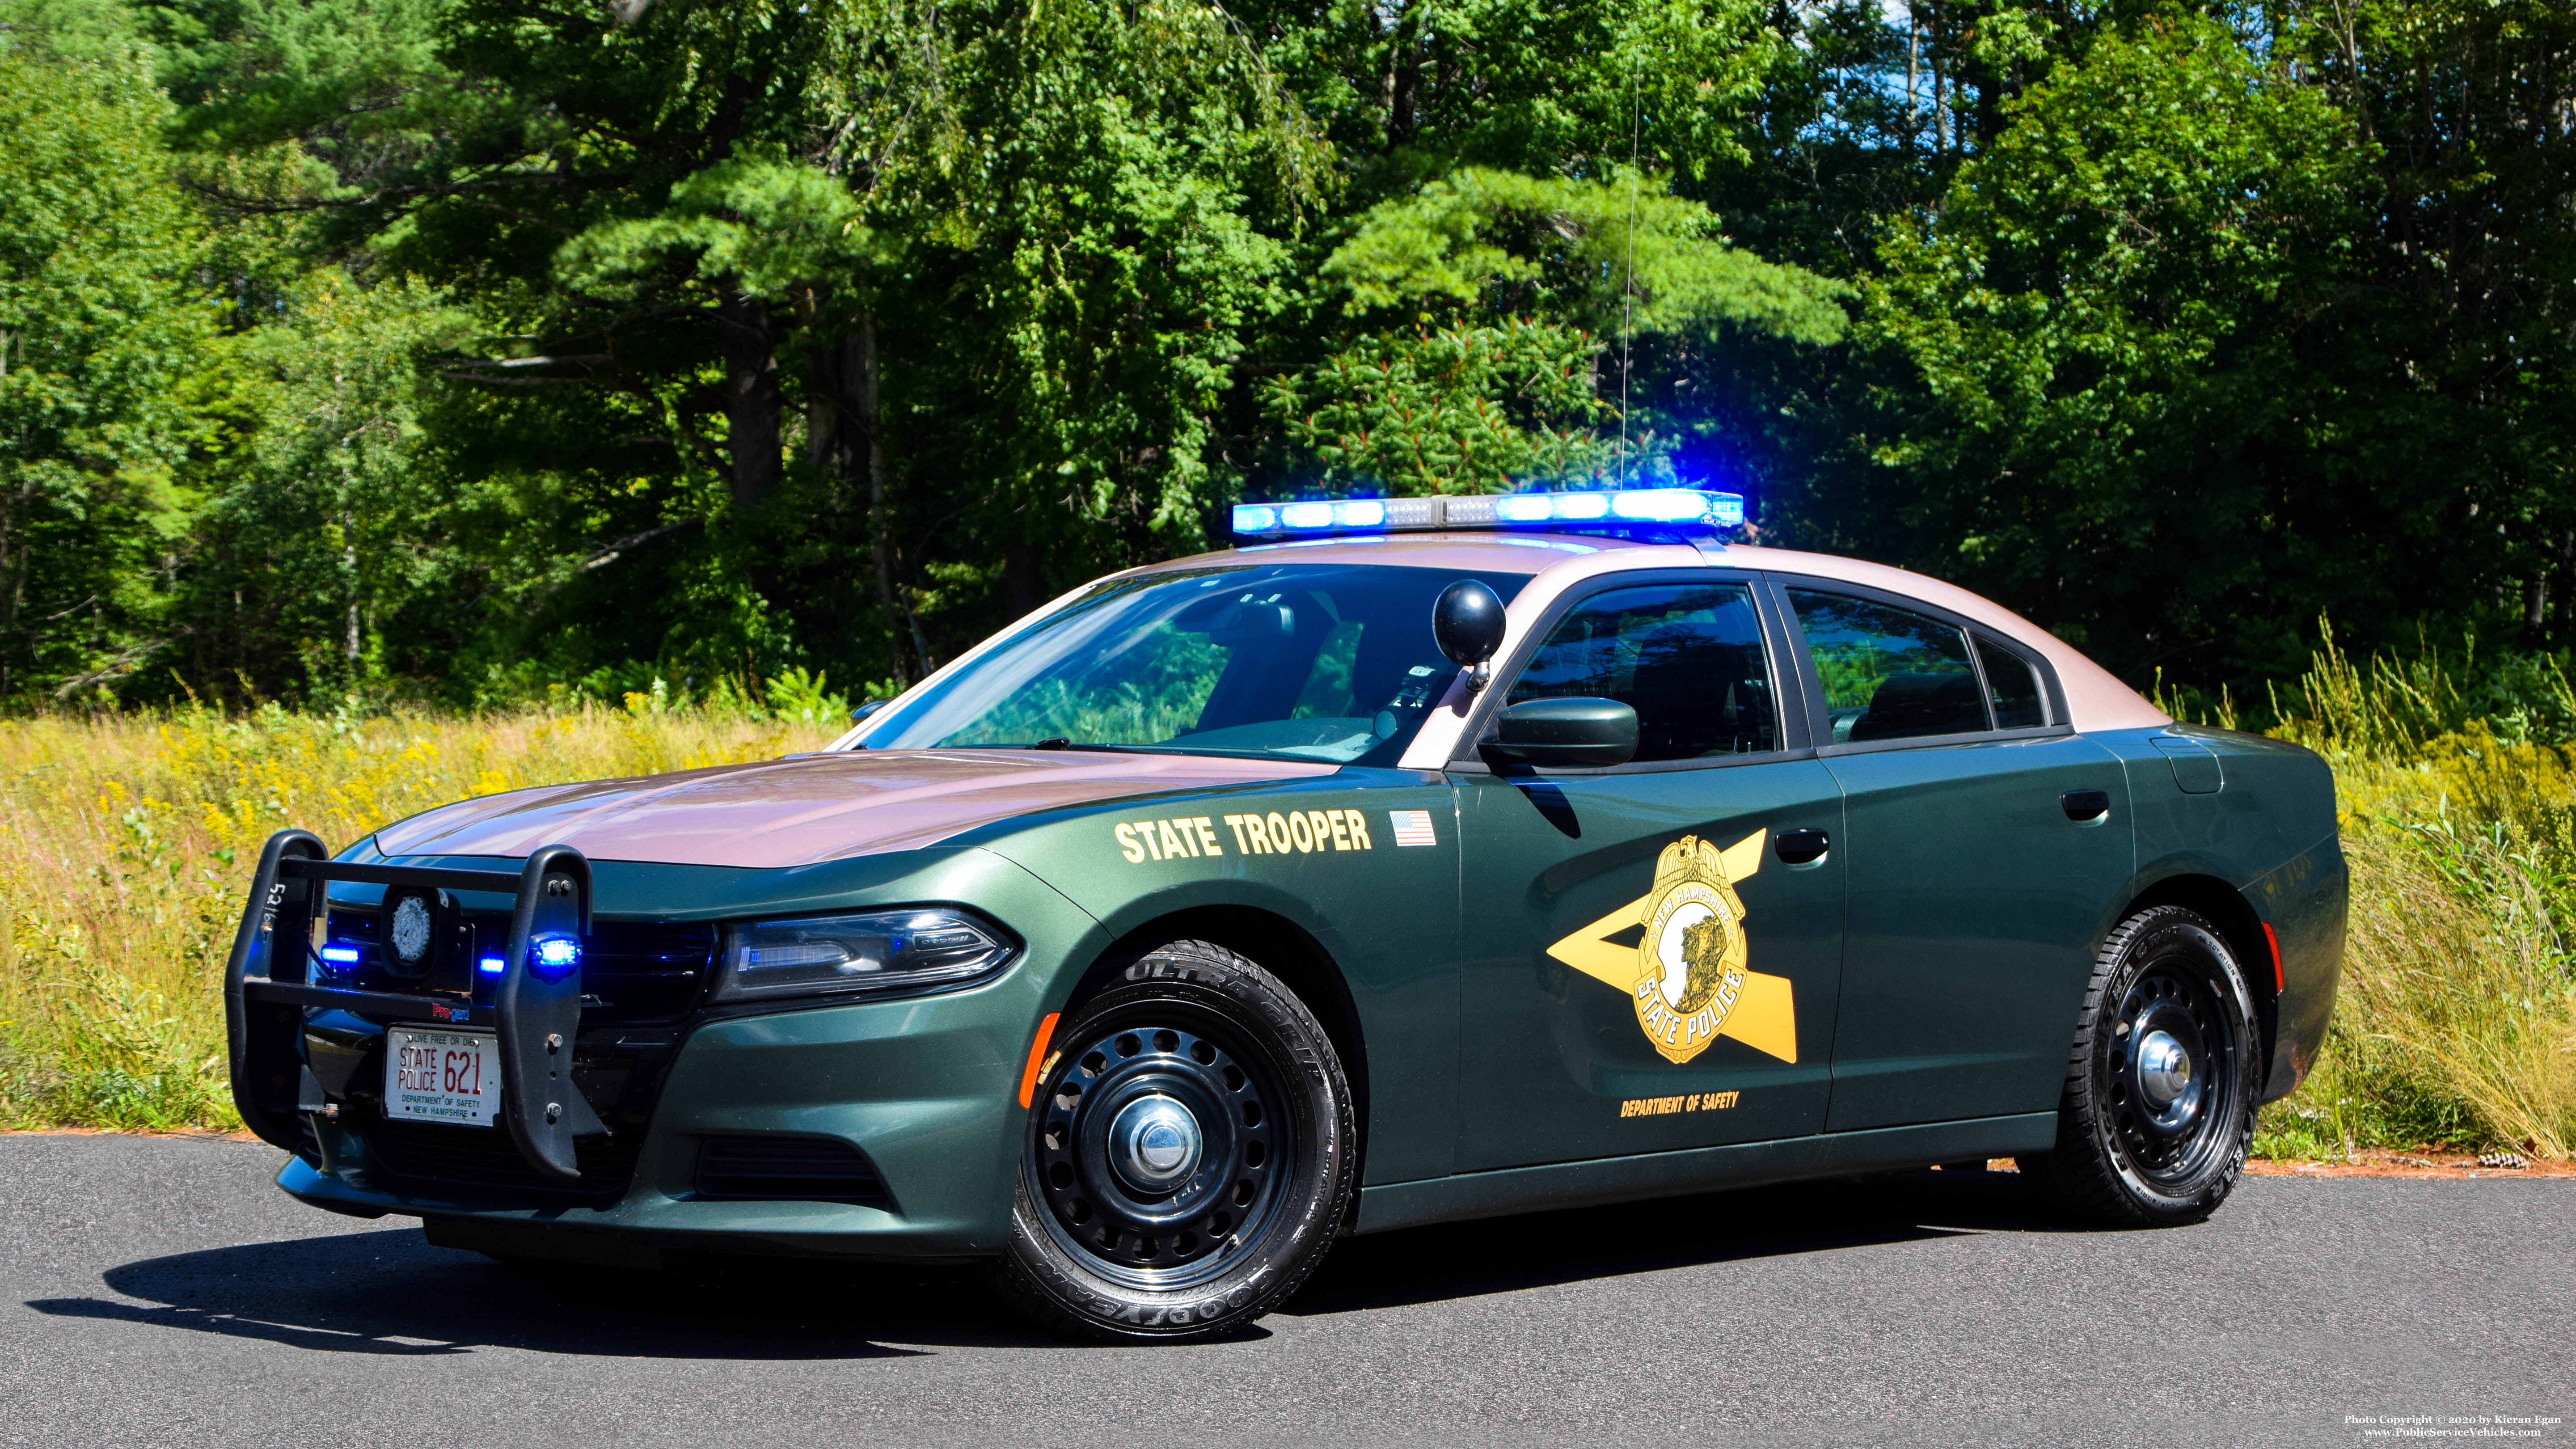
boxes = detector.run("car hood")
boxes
[371,749,1337,869]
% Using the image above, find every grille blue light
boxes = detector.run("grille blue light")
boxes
[320,946,363,964]
[477,956,506,975]
[529,935,582,981]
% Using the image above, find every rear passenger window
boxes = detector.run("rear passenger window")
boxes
[1787,590,1990,743]
[1975,636,2047,728]
[1507,582,1778,762]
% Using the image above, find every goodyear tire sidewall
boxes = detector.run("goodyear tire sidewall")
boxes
[1001,946,1351,1339]
[2087,914,2260,1217]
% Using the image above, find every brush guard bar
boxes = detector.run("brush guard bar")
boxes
[224,829,607,1184]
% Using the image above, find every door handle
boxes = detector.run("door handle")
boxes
[2061,789,2111,822]
[1774,828,1830,865]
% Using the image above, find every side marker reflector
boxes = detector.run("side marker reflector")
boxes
[1018,1011,1062,1110]
[2261,921,2284,993]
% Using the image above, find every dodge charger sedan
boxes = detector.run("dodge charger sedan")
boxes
[225,486,2345,1341]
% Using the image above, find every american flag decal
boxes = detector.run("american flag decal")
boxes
[1388,810,1438,847]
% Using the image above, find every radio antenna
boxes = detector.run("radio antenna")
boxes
[1617,64,1641,488]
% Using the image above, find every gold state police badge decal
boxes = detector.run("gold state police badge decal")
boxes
[1544,830,1798,1065]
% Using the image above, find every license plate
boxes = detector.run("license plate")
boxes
[385,1027,501,1127]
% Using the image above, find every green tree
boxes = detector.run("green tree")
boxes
[1270,166,1845,495]
[1850,17,2366,676]
[0,49,212,702]
[2281,0,2576,645]
[169,273,473,699]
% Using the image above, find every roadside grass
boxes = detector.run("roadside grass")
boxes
[3,636,2572,1161]
[0,703,835,1130]
[2250,634,2576,1161]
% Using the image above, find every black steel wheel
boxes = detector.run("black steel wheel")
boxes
[993,939,1354,1341]
[2027,904,2261,1227]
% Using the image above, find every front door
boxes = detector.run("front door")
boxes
[1456,574,1847,1171]
[1778,585,2135,1132]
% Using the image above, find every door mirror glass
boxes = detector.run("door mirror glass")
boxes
[1502,582,1779,762]
[1787,590,1990,743]
[1487,697,1639,768]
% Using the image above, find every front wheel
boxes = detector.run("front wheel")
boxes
[2026,905,2260,1228]
[992,940,1355,1341]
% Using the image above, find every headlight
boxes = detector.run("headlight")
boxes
[710,909,1015,1003]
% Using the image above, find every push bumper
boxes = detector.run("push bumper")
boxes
[277,959,1037,1260]
[225,830,604,1180]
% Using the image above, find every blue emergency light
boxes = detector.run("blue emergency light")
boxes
[319,946,363,964]
[1231,487,1743,541]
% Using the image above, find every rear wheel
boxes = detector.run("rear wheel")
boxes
[992,940,1354,1341]
[2027,905,2260,1227]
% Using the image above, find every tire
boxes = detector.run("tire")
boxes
[2026,905,2260,1228]
[992,939,1356,1342]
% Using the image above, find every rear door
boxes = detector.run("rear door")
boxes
[1453,571,1847,1171]
[1776,582,2133,1132]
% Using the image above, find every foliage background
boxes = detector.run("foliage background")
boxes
[0,0,2563,708]
[0,0,2569,1152]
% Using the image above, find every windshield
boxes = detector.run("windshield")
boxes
[860,563,1533,765]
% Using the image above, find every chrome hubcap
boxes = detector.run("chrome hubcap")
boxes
[2106,956,2237,1187]
[1109,1095,1203,1192]
[2135,1030,2192,1108]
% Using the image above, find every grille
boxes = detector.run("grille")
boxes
[581,919,718,1021]
[317,912,715,1025]
[696,1136,889,1207]
[362,1114,646,1198]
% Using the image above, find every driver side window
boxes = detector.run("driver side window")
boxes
[1505,582,1780,762]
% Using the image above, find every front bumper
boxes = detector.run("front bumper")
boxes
[243,836,1106,1260]
[284,981,1034,1259]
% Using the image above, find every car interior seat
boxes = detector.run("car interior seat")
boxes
[1848,671,1985,742]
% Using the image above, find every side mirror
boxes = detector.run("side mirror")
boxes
[1486,697,1639,769]
[1434,580,1507,689]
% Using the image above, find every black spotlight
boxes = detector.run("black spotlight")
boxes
[382,887,441,980]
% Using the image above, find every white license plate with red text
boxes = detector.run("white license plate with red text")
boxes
[385,1027,500,1126]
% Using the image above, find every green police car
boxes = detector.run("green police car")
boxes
[223,487,2345,1341]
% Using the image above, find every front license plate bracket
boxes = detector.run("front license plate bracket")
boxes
[385,1026,503,1126]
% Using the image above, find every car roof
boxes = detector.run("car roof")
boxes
[1118,532,2167,734]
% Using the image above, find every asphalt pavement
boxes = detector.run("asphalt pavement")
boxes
[0,1133,2566,1448]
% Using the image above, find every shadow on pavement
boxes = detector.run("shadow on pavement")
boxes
[29,1228,1060,1358]
[1287,1167,2061,1316]
[31,1168,2059,1353]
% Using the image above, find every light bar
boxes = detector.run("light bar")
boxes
[1232,488,1742,540]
